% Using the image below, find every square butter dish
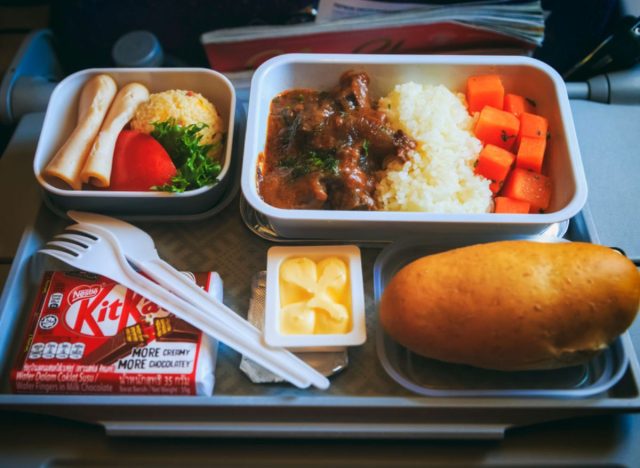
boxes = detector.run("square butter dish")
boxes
[264,245,365,351]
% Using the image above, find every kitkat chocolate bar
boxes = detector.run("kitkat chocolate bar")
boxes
[11,271,219,396]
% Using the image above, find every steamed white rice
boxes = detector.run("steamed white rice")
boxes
[375,82,492,213]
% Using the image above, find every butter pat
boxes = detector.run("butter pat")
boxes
[265,246,366,351]
[279,256,351,335]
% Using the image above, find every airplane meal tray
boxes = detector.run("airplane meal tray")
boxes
[1,90,639,440]
[1,203,639,440]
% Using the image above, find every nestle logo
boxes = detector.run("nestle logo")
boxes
[68,285,101,304]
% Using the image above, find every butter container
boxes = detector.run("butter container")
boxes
[264,245,366,351]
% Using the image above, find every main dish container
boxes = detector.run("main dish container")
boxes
[34,68,236,216]
[241,54,587,240]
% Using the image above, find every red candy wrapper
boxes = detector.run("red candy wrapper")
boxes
[11,271,220,396]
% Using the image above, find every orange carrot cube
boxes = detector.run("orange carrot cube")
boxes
[503,93,536,117]
[489,181,503,194]
[501,168,552,211]
[516,136,547,173]
[518,112,548,146]
[466,75,505,114]
[475,144,515,182]
[474,106,520,151]
[494,196,531,214]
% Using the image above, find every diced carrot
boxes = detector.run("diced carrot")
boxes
[474,144,515,182]
[474,106,520,151]
[516,136,547,173]
[503,94,536,117]
[501,168,552,211]
[466,75,504,113]
[494,196,530,214]
[518,112,548,147]
[489,181,503,194]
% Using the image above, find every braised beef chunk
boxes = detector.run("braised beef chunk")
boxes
[334,70,371,110]
[260,169,327,210]
[260,70,416,210]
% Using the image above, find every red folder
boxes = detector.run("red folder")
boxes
[202,21,536,72]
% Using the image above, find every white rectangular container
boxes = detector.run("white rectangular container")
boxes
[34,68,235,216]
[241,54,587,240]
[264,245,366,352]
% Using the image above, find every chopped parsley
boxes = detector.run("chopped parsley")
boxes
[279,148,338,178]
[150,119,222,193]
[359,139,370,167]
[362,139,370,157]
[500,130,516,142]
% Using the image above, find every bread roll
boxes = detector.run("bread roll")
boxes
[379,241,640,371]
[80,82,149,187]
[43,74,117,189]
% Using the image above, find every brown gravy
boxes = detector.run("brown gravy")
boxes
[258,71,415,210]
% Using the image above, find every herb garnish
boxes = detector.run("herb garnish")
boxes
[362,139,370,157]
[500,130,516,142]
[279,149,338,178]
[359,139,370,167]
[150,119,222,193]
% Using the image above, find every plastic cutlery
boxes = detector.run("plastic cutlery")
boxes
[67,211,298,367]
[68,211,249,325]
[40,225,330,390]
[67,211,312,368]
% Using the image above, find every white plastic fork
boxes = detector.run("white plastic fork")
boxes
[67,211,265,337]
[40,226,330,390]
[67,211,325,379]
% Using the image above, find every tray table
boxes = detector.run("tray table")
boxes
[0,99,639,440]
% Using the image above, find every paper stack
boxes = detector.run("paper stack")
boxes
[201,0,545,73]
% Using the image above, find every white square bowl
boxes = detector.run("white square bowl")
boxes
[34,68,236,216]
[241,54,587,240]
[264,245,366,351]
